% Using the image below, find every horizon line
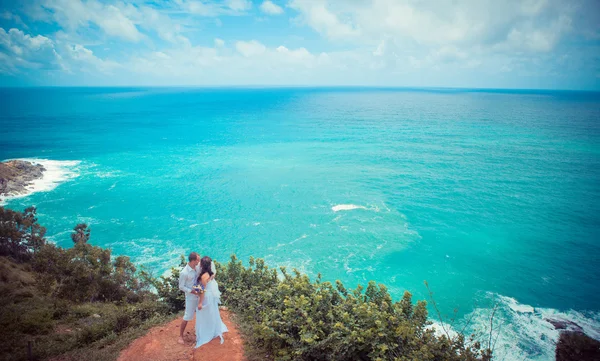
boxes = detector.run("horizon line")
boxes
[1,85,599,93]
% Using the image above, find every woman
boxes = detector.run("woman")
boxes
[195,256,228,348]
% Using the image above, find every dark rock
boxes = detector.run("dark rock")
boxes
[546,318,584,333]
[556,331,600,361]
[0,160,46,200]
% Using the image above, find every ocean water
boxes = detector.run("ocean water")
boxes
[1,87,599,360]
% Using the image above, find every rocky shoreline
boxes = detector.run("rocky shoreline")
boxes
[546,318,600,360]
[0,160,46,201]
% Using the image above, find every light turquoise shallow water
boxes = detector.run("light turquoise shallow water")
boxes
[1,87,599,359]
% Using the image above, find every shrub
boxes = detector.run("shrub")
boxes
[0,206,173,361]
[31,225,156,304]
[52,299,71,319]
[0,207,46,261]
[216,255,492,361]
[152,255,187,313]
[20,306,54,335]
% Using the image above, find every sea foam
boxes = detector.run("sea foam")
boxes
[430,293,600,361]
[1,158,80,205]
[331,204,367,212]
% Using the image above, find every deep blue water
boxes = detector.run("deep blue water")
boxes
[1,87,599,360]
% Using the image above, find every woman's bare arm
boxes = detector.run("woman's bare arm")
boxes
[197,273,210,309]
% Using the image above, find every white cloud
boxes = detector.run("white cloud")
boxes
[373,40,385,56]
[95,5,141,42]
[119,4,190,46]
[177,0,252,16]
[0,27,63,74]
[290,0,578,55]
[0,26,122,76]
[1,11,29,29]
[235,40,266,57]
[289,0,360,39]
[127,40,347,85]
[226,0,252,12]
[275,45,314,65]
[64,44,121,73]
[433,46,468,63]
[260,1,284,15]
[501,14,572,52]
[34,0,142,42]
[176,0,219,16]
[129,44,221,78]
[1,0,597,88]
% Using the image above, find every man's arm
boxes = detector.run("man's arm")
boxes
[178,269,193,296]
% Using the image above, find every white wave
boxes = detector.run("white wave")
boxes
[426,320,459,339]
[45,229,73,243]
[95,171,120,178]
[76,215,98,225]
[112,238,186,278]
[502,295,535,313]
[1,158,80,205]
[289,234,308,245]
[332,204,367,212]
[455,293,600,361]
[189,224,199,228]
[170,214,185,221]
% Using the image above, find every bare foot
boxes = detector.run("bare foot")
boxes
[177,337,185,345]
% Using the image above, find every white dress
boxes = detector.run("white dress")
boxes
[194,278,228,348]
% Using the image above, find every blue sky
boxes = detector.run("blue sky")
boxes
[0,0,599,89]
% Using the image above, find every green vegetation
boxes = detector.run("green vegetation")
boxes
[158,255,492,360]
[1,206,492,360]
[0,207,173,361]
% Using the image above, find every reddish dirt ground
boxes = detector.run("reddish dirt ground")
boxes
[117,310,246,361]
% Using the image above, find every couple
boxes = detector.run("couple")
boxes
[178,252,228,348]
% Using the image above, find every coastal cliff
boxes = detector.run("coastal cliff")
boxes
[0,206,493,361]
[0,160,45,200]
[1,204,598,361]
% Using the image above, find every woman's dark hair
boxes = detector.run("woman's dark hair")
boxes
[198,256,213,282]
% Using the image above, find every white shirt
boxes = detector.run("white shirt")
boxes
[178,261,217,298]
[179,264,198,298]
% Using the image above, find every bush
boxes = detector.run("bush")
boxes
[0,206,173,361]
[31,226,156,304]
[152,255,187,313]
[216,255,492,361]
[70,303,99,319]
[52,299,71,319]
[20,306,54,335]
[0,207,46,261]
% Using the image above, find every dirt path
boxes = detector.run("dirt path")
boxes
[117,310,246,361]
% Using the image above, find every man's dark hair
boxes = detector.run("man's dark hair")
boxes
[188,252,199,262]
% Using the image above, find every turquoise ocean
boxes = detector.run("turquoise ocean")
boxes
[1,87,599,360]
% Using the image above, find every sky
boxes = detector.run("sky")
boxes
[0,0,599,89]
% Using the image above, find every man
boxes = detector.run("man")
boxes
[178,252,200,345]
